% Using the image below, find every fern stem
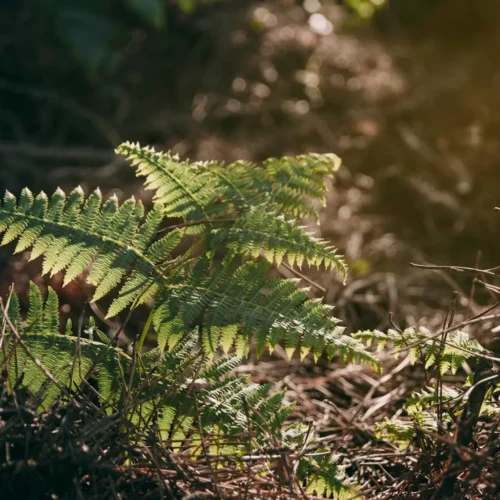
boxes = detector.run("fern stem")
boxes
[162,210,236,232]
[136,308,154,355]
[280,262,326,293]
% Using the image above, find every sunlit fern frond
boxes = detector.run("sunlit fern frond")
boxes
[354,326,485,374]
[137,340,353,492]
[0,187,375,367]
[299,450,357,499]
[214,153,341,219]
[0,273,358,493]
[0,187,174,315]
[376,386,461,450]
[264,152,341,217]
[115,142,220,220]
[153,255,376,365]
[0,142,383,377]
[209,205,347,278]
[0,283,128,410]
[375,418,419,451]
[117,142,342,221]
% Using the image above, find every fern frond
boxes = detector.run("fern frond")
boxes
[115,142,219,220]
[199,355,242,380]
[355,326,485,374]
[1,285,355,494]
[439,330,485,375]
[0,188,174,316]
[377,386,460,450]
[0,285,132,411]
[0,146,377,374]
[153,255,376,365]
[26,281,44,332]
[375,418,418,450]
[301,451,356,499]
[42,286,59,335]
[0,285,129,410]
[213,155,341,219]
[4,332,127,410]
[210,206,347,277]
[117,142,342,221]
[265,153,341,216]
[3,287,21,334]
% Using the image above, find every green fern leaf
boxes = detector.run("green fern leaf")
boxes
[153,256,376,365]
[116,142,218,220]
[42,287,59,335]
[0,189,179,321]
[1,331,129,411]
[211,206,347,277]
[26,282,44,333]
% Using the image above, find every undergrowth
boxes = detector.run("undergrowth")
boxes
[355,296,500,499]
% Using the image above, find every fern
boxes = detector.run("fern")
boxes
[0,188,166,307]
[354,326,483,374]
[115,143,219,220]
[1,283,128,410]
[356,326,499,452]
[0,143,375,366]
[209,205,347,276]
[300,450,357,498]
[153,255,373,363]
[0,142,371,496]
[116,141,341,220]
[376,386,461,450]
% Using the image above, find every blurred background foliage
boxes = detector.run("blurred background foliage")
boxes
[28,0,223,74]
[25,0,387,77]
[1,0,500,332]
[345,0,386,20]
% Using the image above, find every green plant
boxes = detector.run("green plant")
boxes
[0,143,376,497]
[355,325,497,450]
[355,322,500,497]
